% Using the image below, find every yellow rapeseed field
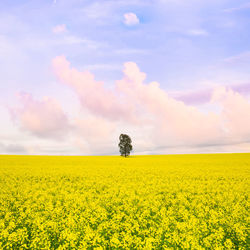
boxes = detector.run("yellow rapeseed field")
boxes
[0,154,249,249]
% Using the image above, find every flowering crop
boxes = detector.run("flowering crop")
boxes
[0,154,249,249]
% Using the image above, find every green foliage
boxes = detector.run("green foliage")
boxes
[118,134,133,157]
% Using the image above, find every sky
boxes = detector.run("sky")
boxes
[0,0,250,155]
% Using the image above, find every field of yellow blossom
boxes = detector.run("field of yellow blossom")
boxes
[0,154,249,249]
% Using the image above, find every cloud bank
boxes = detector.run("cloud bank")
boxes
[10,56,250,155]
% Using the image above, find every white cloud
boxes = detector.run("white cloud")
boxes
[187,29,209,36]
[85,63,121,71]
[114,48,148,55]
[61,35,102,49]
[123,12,140,26]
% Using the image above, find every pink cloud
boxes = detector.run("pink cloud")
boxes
[171,82,250,105]
[75,116,116,143]
[123,13,140,26]
[52,24,67,34]
[10,57,250,155]
[117,62,223,146]
[74,116,116,154]
[232,82,250,95]
[10,92,70,139]
[52,56,136,122]
[52,57,250,152]
[212,87,250,141]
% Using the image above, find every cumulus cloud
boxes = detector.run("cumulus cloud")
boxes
[75,116,115,142]
[52,24,67,34]
[10,92,70,139]
[123,12,140,26]
[52,56,136,122]
[117,62,223,147]
[212,87,250,141]
[10,56,250,155]
[51,56,250,153]
[74,116,117,154]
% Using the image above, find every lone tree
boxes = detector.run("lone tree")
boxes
[118,134,133,157]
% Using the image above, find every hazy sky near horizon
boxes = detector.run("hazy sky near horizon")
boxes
[1,0,250,155]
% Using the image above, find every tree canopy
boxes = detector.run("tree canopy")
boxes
[118,134,132,157]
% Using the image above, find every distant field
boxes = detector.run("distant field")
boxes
[0,154,249,249]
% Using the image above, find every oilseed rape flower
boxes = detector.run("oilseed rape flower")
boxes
[0,154,249,248]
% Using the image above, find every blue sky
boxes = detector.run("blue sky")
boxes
[1,0,250,155]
